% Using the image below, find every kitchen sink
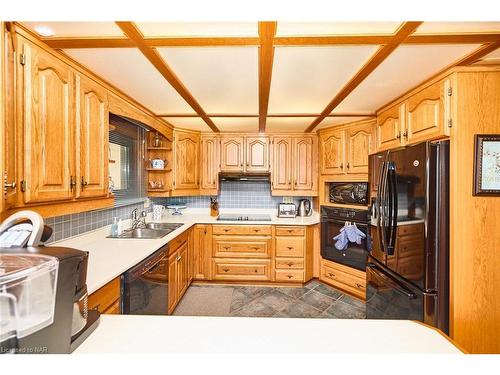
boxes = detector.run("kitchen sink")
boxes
[107,223,183,239]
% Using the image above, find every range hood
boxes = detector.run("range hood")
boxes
[219,172,271,182]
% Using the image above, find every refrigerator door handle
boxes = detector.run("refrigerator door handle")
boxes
[367,263,417,300]
[377,161,389,253]
[386,162,398,255]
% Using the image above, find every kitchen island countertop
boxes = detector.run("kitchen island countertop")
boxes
[74,315,462,354]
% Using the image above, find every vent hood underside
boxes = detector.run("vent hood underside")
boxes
[219,172,271,182]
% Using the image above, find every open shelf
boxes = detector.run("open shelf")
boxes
[146,168,172,172]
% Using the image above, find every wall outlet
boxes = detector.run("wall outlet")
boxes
[282,197,293,203]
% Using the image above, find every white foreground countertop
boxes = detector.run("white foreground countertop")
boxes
[74,315,461,354]
[52,208,320,294]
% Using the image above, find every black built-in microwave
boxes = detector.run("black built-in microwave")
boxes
[329,182,369,206]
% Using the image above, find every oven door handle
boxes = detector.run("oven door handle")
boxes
[321,218,368,228]
[367,263,417,299]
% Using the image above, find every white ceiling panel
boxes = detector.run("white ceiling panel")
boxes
[157,47,258,113]
[64,48,194,114]
[316,117,373,131]
[269,46,379,114]
[415,22,500,34]
[335,44,482,113]
[136,22,258,37]
[266,117,316,132]
[276,22,401,36]
[22,22,124,37]
[211,117,258,132]
[162,117,212,132]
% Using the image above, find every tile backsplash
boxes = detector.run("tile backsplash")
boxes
[45,181,311,243]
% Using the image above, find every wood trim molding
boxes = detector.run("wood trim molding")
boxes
[158,112,376,118]
[258,21,277,132]
[40,33,500,49]
[305,21,423,132]
[115,21,220,133]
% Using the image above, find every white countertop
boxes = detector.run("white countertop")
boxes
[52,208,320,294]
[74,315,461,354]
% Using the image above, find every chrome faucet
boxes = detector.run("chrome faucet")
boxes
[131,208,147,229]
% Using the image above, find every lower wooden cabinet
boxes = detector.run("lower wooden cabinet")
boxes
[193,224,212,280]
[87,277,121,314]
[274,226,313,283]
[212,258,272,281]
[167,228,192,314]
[320,259,366,300]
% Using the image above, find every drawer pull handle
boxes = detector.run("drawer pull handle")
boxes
[288,230,293,233]
[328,272,335,278]
[287,246,293,250]
[251,247,260,250]
[355,283,363,288]
[224,229,230,232]
[223,268,230,273]
[287,275,293,279]
[287,262,294,267]
[254,229,260,233]
[223,246,230,250]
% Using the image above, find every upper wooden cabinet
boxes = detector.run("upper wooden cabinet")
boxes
[319,120,375,180]
[220,136,244,172]
[220,135,269,173]
[173,130,200,192]
[245,137,270,172]
[21,40,76,204]
[319,128,345,175]
[406,78,451,144]
[271,135,318,196]
[76,74,109,199]
[200,135,219,194]
[376,78,452,152]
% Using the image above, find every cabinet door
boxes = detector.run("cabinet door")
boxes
[220,136,244,172]
[76,74,109,198]
[293,136,314,191]
[272,137,292,190]
[174,131,200,190]
[320,129,345,175]
[245,136,269,172]
[177,241,190,299]
[2,28,18,210]
[167,250,178,314]
[406,79,451,145]
[200,135,219,191]
[346,122,374,175]
[193,224,212,280]
[377,103,404,151]
[22,41,75,204]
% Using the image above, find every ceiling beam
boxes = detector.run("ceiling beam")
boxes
[456,41,500,65]
[41,33,500,49]
[258,21,277,132]
[305,21,423,133]
[157,113,375,118]
[115,22,220,133]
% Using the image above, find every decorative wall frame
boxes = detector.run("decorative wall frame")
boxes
[473,134,500,196]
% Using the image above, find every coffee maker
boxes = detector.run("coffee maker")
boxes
[0,211,100,353]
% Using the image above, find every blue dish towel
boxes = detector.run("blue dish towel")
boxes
[333,223,366,250]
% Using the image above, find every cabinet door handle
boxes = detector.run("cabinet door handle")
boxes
[81,176,88,189]
[346,163,350,169]
[402,130,408,139]
[340,163,343,169]
[176,255,181,262]
[4,181,16,190]
[69,176,77,191]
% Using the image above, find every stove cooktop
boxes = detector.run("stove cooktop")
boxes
[217,214,272,222]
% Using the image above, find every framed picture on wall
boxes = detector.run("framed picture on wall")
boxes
[473,134,500,196]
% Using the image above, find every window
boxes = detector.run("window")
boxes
[108,114,146,205]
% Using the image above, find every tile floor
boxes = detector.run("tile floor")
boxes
[175,280,366,319]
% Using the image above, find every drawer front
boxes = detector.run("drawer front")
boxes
[275,226,306,236]
[397,255,424,280]
[321,262,366,299]
[169,231,188,253]
[212,259,271,281]
[275,257,304,269]
[275,237,305,258]
[397,223,423,237]
[397,235,424,258]
[213,225,272,236]
[213,237,271,258]
[88,277,120,313]
[275,269,304,282]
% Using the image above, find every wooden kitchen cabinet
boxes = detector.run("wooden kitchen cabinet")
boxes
[245,136,270,172]
[271,136,318,196]
[20,38,76,204]
[319,119,374,180]
[167,230,191,314]
[220,136,245,172]
[200,135,219,195]
[76,74,109,199]
[376,103,405,152]
[320,259,366,300]
[88,277,121,314]
[173,130,200,193]
[274,226,313,283]
[193,224,212,280]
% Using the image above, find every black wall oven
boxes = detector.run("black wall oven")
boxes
[320,206,370,271]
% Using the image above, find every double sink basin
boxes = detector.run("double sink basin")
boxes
[108,222,184,239]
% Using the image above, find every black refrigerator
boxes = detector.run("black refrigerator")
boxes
[367,140,449,334]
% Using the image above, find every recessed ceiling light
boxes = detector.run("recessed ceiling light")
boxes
[34,25,55,37]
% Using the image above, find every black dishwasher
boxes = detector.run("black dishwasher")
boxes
[121,246,169,315]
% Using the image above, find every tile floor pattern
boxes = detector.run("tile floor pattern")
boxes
[176,280,366,319]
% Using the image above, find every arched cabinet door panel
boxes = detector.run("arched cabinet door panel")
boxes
[272,137,292,191]
[174,131,200,190]
[320,129,345,175]
[245,136,269,172]
[220,136,244,172]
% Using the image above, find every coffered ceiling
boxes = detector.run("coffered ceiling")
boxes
[21,21,500,133]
